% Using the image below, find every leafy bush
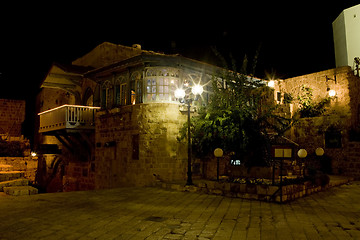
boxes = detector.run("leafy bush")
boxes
[297,85,330,118]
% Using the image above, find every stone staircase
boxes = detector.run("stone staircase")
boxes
[0,164,38,196]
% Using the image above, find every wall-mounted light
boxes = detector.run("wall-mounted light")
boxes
[268,80,275,88]
[328,89,336,97]
[326,75,337,84]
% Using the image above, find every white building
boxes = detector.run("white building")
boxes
[333,4,360,69]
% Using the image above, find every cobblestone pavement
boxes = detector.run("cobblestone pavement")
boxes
[0,182,360,240]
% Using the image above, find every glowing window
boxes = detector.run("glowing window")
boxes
[145,67,179,102]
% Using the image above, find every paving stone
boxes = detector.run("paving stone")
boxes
[0,183,359,239]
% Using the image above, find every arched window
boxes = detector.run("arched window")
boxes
[130,71,142,105]
[83,87,94,106]
[101,80,112,109]
[115,76,127,106]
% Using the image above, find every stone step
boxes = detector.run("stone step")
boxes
[0,164,14,171]
[3,186,38,196]
[0,178,29,191]
[0,171,25,182]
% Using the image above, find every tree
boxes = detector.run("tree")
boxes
[297,85,330,118]
[178,54,294,167]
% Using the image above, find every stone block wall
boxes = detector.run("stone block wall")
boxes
[344,142,360,178]
[0,99,25,137]
[0,157,37,182]
[278,67,360,178]
[280,66,357,117]
[289,115,351,175]
[63,161,95,191]
[95,103,188,188]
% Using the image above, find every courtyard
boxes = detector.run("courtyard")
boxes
[0,182,360,240]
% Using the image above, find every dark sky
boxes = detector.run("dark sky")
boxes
[0,2,359,139]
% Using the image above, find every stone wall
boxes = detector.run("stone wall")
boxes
[63,161,95,191]
[0,157,37,182]
[277,67,360,178]
[289,116,350,174]
[95,103,188,188]
[344,142,360,178]
[0,99,25,137]
[280,67,355,114]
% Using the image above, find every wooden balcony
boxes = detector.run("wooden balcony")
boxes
[38,105,100,133]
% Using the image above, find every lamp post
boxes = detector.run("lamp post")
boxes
[297,149,307,177]
[175,84,203,185]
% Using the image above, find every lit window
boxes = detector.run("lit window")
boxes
[146,78,157,101]
[145,67,179,102]
[131,72,142,104]
[131,90,136,105]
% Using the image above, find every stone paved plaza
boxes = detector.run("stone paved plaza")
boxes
[0,182,360,240]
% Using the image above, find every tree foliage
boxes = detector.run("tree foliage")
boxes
[178,54,294,167]
[297,85,330,118]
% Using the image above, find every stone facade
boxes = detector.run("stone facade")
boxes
[95,103,188,188]
[273,66,360,178]
[0,99,25,138]
[0,157,37,182]
[36,41,360,193]
[37,42,218,191]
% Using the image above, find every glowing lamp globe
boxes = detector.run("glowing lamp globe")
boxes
[214,148,224,158]
[315,147,324,156]
[297,149,307,158]
[267,80,275,88]
[174,88,186,99]
[191,84,204,95]
[329,90,336,97]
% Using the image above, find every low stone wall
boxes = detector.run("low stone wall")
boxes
[0,157,37,182]
[156,176,353,203]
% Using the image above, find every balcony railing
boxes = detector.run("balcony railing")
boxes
[38,105,100,133]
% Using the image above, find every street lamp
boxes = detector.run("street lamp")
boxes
[297,149,307,177]
[214,148,224,181]
[175,84,204,185]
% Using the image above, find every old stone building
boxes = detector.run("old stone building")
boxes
[271,66,360,177]
[37,42,218,191]
[36,41,360,192]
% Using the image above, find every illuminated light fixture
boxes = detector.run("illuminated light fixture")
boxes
[297,149,307,158]
[315,147,324,156]
[267,80,275,88]
[174,88,186,99]
[191,84,204,95]
[329,89,336,97]
[31,152,37,157]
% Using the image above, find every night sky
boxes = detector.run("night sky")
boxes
[0,2,359,140]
